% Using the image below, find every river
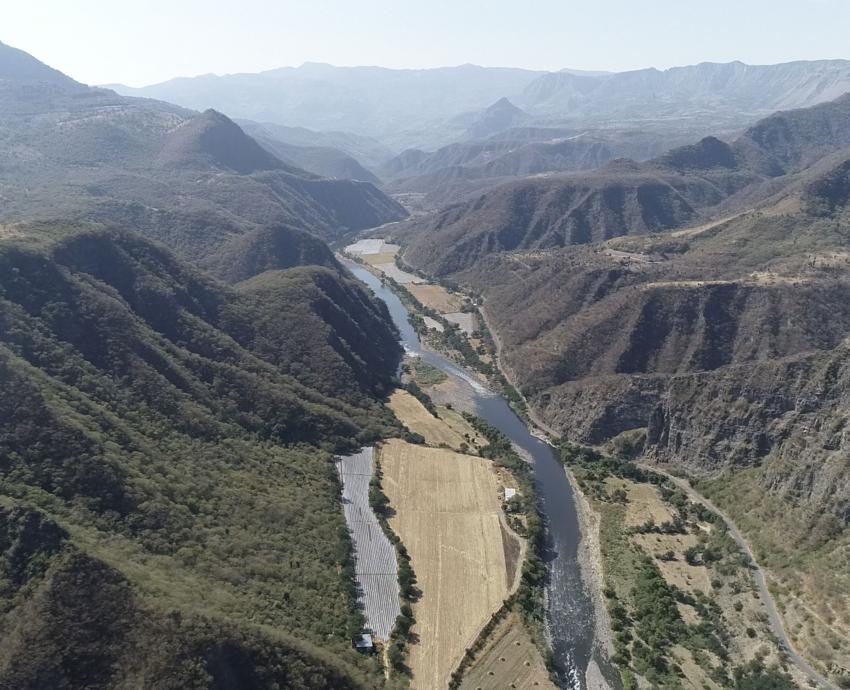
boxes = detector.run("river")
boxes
[345,261,596,689]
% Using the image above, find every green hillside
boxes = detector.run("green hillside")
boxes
[0,225,404,688]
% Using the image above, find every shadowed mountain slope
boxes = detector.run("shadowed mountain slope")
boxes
[240,121,381,182]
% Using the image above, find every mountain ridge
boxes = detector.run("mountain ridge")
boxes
[0,224,404,687]
[389,92,850,275]
[109,59,850,150]
[0,42,407,280]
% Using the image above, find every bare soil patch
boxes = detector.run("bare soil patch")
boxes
[407,283,464,313]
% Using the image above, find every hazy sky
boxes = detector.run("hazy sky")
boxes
[4,0,850,86]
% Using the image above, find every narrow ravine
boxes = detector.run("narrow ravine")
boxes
[343,258,598,689]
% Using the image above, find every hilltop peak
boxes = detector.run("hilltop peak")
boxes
[658,135,739,171]
[158,109,290,174]
[463,97,530,139]
[487,96,523,112]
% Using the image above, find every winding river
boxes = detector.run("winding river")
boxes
[345,261,596,689]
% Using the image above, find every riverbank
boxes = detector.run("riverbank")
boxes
[343,251,597,688]
[569,471,616,690]
[479,306,617,688]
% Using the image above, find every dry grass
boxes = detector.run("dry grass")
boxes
[444,312,477,335]
[407,283,465,313]
[388,390,479,451]
[380,439,513,690]
[670,646,722,690]
[422,316,445,332]
[458,613,557,690]
[605,479,674,528]
[590,474,797,688]
[670,212,750,238]
[436,405,485,447]
[363,251,400,266]
[778,588,850,675]
[632,532,712,593]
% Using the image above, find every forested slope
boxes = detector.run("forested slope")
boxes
[0,225,404,688]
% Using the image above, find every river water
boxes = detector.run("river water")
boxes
[345,261,596,689]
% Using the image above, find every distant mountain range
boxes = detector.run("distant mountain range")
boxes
[109,59,850,151]
[390,93,850,275]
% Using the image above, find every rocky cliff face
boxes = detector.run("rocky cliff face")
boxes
[448,188,850,533]
[646,345,850,531]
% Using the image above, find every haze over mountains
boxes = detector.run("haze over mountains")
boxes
[0,41,406,280]
[3,29,850,689]
[111,59,850,151]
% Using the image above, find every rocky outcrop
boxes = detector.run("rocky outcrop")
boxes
[646,345,850,528]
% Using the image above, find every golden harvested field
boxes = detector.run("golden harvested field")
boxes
[407,283,465,313]
[459,613,556,690]
[380,439,513,690]
[363,251,399,266]
[388,390,479,451]
[437,404,486,447]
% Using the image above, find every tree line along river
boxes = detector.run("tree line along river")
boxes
[344,259,598,689]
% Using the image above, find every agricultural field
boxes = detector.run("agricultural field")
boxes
[406,359,448,387]
[375,262,425,284]
[336,448,401,640]
[379,439,519,690]
[388,389,484,452]
[423,315,445,332]
[444,312,477,335]
[363,251,401,266]
[407,283,465,313]
[458,613,557,690]
[344,238,400,257]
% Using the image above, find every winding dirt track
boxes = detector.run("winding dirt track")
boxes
[648,467,837,690]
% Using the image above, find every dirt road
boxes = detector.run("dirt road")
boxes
[649,466,837,690]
